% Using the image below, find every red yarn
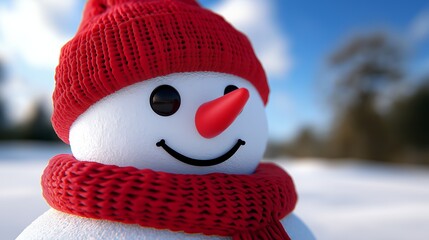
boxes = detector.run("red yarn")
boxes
[42,155,297,239]
[52,0,269,143]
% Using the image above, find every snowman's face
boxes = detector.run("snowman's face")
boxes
[69,72,268,174]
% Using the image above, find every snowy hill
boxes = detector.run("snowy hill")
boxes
[1,143,429,240]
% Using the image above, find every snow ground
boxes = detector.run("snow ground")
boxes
[1,143,429,240]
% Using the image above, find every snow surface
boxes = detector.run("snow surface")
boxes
[1,143,429,240]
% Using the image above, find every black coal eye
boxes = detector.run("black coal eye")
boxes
[224,85,238,95]
[150,85,181,116]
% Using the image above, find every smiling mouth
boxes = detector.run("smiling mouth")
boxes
[156,139,246,167]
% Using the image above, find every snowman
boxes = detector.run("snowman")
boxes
[18,0,314,239]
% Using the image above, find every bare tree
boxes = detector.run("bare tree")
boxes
[328,32,404,108]
[325,32,405,162]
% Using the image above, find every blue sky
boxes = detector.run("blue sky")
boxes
[0,0,428,141]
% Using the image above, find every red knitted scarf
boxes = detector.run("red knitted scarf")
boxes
[42,154,297,239]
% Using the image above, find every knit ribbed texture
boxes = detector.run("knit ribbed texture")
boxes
[42,155,296,239]
[52,0,269,143]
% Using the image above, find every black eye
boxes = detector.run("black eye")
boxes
[224,85,238,95]
[150,85,181,116]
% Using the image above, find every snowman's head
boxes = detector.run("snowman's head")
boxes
[52,0,270,174]
[69,72,268,174]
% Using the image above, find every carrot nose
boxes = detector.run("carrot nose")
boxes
[195,88,249,139]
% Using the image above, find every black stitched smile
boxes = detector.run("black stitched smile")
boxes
[156,139,246,167]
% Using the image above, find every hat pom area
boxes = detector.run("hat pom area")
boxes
[80,0,200,31]
[52,0,268,144]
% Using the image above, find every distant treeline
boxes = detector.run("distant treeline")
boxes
[267,32,429,164]
[0,100,58,141]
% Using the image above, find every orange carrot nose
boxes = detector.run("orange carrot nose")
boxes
[195,88,249,139]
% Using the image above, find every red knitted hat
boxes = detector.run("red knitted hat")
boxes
[52,0,269,144]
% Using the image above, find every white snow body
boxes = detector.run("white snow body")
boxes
[18,72,315,239]
[18,209,314,240]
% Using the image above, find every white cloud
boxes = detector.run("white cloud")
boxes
[0,0,75,69]
[39,0,76,12]
[409,9,429,43]
[0,0,79,122]
[211,0,292,80]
